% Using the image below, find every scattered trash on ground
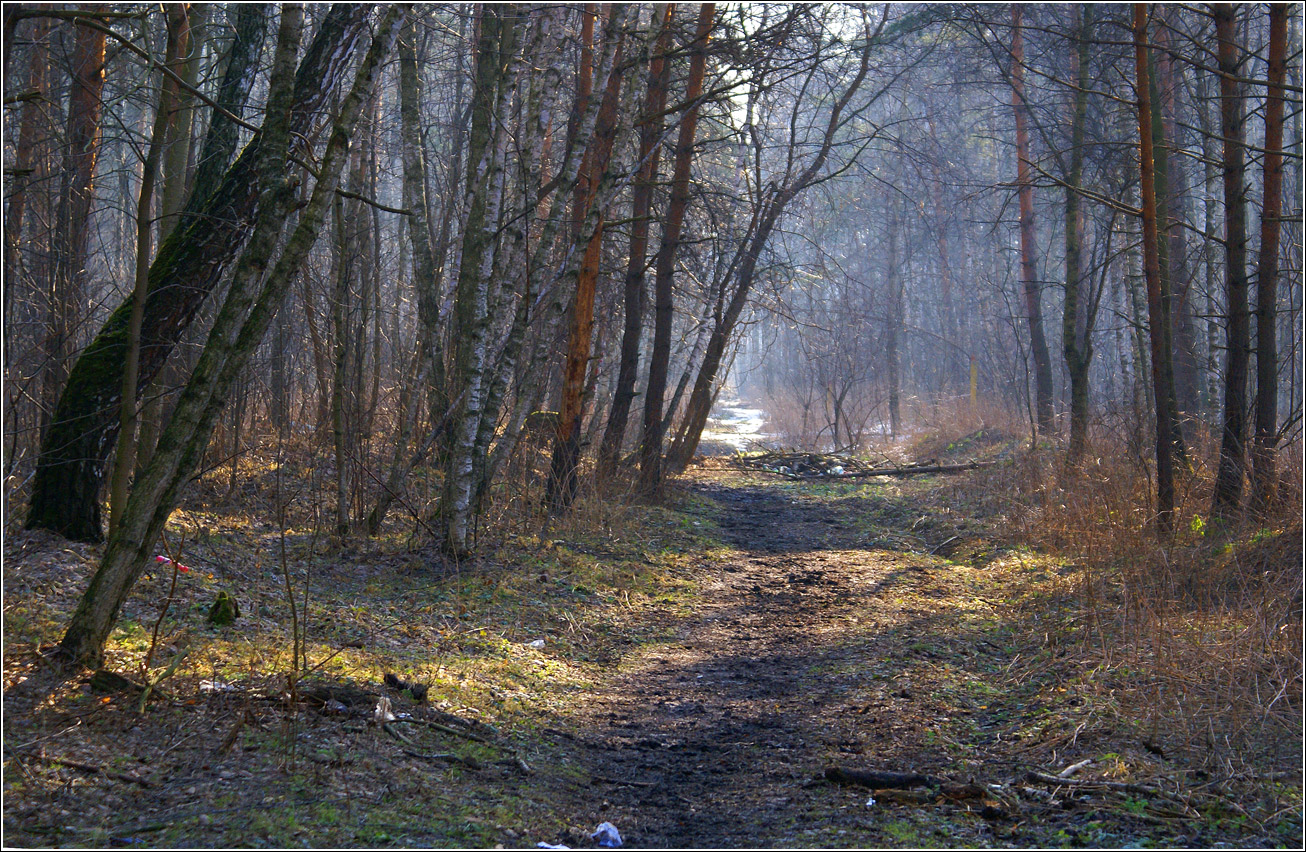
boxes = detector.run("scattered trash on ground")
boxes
[154,554,194,572]
[528,639,546,649]
[591,821,622,848]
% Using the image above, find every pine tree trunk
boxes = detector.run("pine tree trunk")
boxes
[1134,2,1177,535]
[3,15,50,351]
[1212,2,1250,517]
[43,20,106,434]
[547,10,626,511]
[1010,5,1055,437]
[639,1,714,497]
[1251,3,1287,513]
[597,5,674,481]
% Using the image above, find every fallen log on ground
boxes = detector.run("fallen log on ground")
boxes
[816,461,996,479]
[824,767,941,788]
[754,460,998,480]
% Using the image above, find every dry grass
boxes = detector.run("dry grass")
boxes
[912,404,1303,796]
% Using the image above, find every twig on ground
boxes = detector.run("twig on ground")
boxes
[400,747,480,769]
[1057,758,1094,778]
[592,774,657,787]
[1025,769,1187,803]
[7,749,154,788]
[392,717,488,743]
[384,721,480,769]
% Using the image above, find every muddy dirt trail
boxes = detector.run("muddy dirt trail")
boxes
[528,471,1278,850]
[542,479,1001,848]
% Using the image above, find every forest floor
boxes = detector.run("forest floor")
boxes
[2,432,1301,848]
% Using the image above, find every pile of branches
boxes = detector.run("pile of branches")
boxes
[734,450,993,480]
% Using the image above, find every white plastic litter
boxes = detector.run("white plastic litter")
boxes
[865,796,876,807]
[528,639,546,649]
[374,696,395,723]
[831,466,845,475]
[536,844,570,850]
[591,822,622,848]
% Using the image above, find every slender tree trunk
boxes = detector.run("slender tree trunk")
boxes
[158,3,203,240]
[3,15,50,348]
[1063,4,1092,464]
[640,1,714,497]
[1252,3,1287,513]
[1010,5,1054,437]
[108,4,190,534]
[1145,32,1187,464]
[366,7,448,534]
[597,4,675,481]
[926,115,960,394]
[330,189,353,536]
[547,10,626,511]
[1134,3,1176,536]
[1212,2,1250,517]
[1199,70,1223,415]
[1153,11,1200,419]
[137,4,207,474]
[886,202,902,437]
[662,302,714,435]
[44,18,106,433]
[442,4,521,556]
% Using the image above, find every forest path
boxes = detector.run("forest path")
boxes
[562,481,898,846]
[538,469,1028,848]
[531,465,1261,849]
